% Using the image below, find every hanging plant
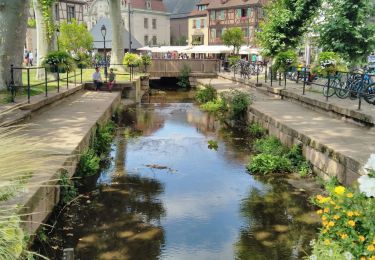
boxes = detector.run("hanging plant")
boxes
[38,0,55,43]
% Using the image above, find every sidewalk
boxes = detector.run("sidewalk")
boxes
[218,71,375,126]
[197,76,375,185]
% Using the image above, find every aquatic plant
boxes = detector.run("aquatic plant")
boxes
[247,153,291,175]
[247,122,267,139]
[207,140,219,151]
[177,64,191,89]
[200,99,224,114]
[221,89,252,121]
[93,121,116,157]
[59,170,78,205]
[76,149,100,178]
[195,84,217,104]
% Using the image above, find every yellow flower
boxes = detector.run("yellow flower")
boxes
[328,221,335,227]
[373,238,375,244]
[348,220,356,227]
[330,200,336,205]
[341,233,348,239]
[322,216,327,221]
[316,194,324,200]
[322,220,328,227]
[334,205,341,210]
[317,209,323,215]
[347,192,354,198]
[354,211,361,216]
[324,208,330,213]
[347,211,354,217]
[359,236,365,242]
[361,257,367,260]
[334,186,346,195]
[333,215,340,220]
[370,256,375,260]
[322,229,328,234]
[324,239,331,245]
[368,245,375,251]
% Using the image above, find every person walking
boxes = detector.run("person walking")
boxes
[28,51,34,67]
[107,68,116,92]
[92,67,103,91]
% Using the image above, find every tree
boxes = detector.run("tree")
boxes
[59,19,93,53]
[257,0,322,57]
[109,0,125,70]
[33,0,56,79]
[0,0,30,91]
[317,0,375,64]
[222,27,245,54]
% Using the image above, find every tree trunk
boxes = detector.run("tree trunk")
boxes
[33,0,55,79]
[0,0,29,91]
[109,0,125,71]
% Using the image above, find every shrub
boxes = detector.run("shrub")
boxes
[76,149,100,178]
[200,99,225,113]
[195,85,217,104]
[246,154,291,175]
[248,123,267,139]
[93,121,116,157]
[228,55,241,67]
[312,52,348,76]
[73,52,91,68]
[274,50,297,72]
[221,89,252,120]
[177,64,191,89]
[253,136,286,156]
[286,144,312,177]
[140,55,152,73]
[123,53,141,68]
[42,51,76,73]
[59,170,78,204]
[311,186,375,259]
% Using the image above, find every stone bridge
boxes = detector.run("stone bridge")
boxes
[148,59,220,80]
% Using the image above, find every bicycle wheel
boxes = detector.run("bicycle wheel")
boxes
[348,81,361,100]
[364,83,375,105]
[323,81,336,97]
[336,81,350,99]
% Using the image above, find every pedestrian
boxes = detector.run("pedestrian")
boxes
[28,51,34,67]
[107,68,116,92]
[24,50,29,66]
[92,67,103,91]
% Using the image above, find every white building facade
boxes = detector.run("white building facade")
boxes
[84,0,170,47]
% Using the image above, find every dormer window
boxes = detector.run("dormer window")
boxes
[197,4,207,11]
[146,0,151,9]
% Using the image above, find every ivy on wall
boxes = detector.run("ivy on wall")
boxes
[38,0,55,42]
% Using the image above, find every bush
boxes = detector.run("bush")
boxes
[140,55,152,73]
[254,136,286,156]
[221,89,252,120]
[59,170,78,204]
[200,99,225,113]
[123,53,141,68]
[195,85,217,104]
[248,123,267,139]
[246,154,291,175]
[42,51,76,73]
[93,121,116,157]
[228,55,241,67]
[76,149,100,178]
[312,52,348,76]
[73,52,91,68]
[274,50,297,72]
[177,64,191,89]
[311,186,375,259]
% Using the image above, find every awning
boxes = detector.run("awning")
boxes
[181,45,233,54]
[137,46,153,51]
[149,46,192,53]
[239,46,261,55]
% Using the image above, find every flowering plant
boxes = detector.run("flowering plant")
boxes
[311,185,375,259]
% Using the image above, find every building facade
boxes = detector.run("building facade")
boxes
[207,0,267,46]
[84,0,170,47]
[188,1,209,45]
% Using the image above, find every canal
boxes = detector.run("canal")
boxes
[36,91,318,259]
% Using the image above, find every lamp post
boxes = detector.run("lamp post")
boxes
[56,27,60,51]
[101,24,108,82]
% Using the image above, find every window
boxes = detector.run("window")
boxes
[210,28,216,39]
[220,10,225,20]
[221,28,226,36]
[197,5,207,11]
[144,18,148,29]
[144,35,149,45]
[236,9,241,18]
[193,20,196,29]
[201,19,205,28]
[152,18,156,29]
[247,7,252,18]
[152,36,157,45]
[242,27,249,37]
[67,5,75,22]
[192,35,204,45]
[196,19,201,29]
[210,11,216,20]
[55,4,59,21]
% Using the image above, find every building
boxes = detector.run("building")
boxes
[188,1,209,45]
[84,0,170,48]
[207,0,267,46]
[164,0,199,45]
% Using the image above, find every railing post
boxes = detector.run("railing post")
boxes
[265,63,267,83]
[57,65,60,93]
[27,68,31,103]
[45,67,48,97]
[326,75,331,102]
[270,66,273,87]
[358,74,364,110]
[74,69,77,86]
[303,67,307,95]
[297,70,300,84]
[279,72,281,86]
[284,71,287,88]
[10,64,15,102]
[256,63,259,84]
[80,67,83,84]
[66,70,69,89]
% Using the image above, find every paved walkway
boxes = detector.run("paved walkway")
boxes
[197,77,375,177]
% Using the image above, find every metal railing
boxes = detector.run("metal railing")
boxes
[9,65,83,104]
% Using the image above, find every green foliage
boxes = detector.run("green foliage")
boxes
[247,153,291,175]
[38,0,55,42]
[312,186,375,259]
[123,53,141,67]
[76,149,100,178]
[228,55,241,67]
[273,50,297,72]
[73,52,91,69]
[221,90,252,121]
[177,64,191,88]
[207,140,219,151]
[59,19,93,53]
[27,18,36,28]
[317,0,375,64]
[59,170,78,205]
[195,85,217,104]
[0,215,24,259]
[257,0,322,57]
[222,27,245,54]
[311,52,348,76]
[247,123,267,139]
[310,239,348,260]
[140,55,152,72]
[200,99,225,113]
[42,51,76,72]
[93,121,116,157]
[254,136,287,156]
[286,144,312,177]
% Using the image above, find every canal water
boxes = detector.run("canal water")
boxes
[37,91,318,260]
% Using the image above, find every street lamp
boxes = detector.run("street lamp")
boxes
[56,27,60,51]
[101,24,108,81]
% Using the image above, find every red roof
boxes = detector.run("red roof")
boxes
[131,0,167,12]
[207,0,263,10]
